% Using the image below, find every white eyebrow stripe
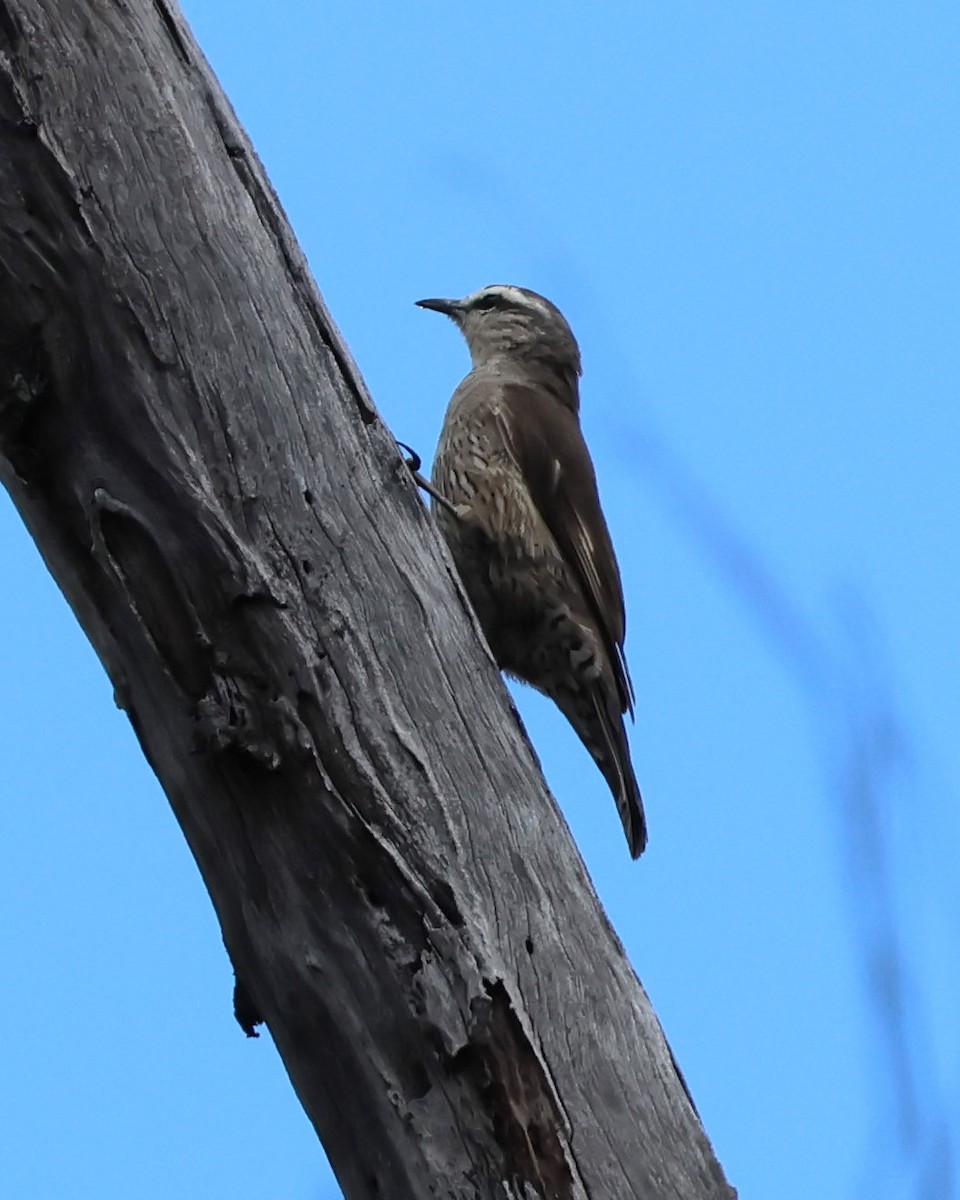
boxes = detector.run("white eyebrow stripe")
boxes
[466,285,550,314]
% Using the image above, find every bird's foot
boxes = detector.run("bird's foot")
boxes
[397,440,464,520]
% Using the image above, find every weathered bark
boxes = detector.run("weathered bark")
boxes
[0,3,734,1198]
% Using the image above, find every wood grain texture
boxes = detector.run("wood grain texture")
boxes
[0,3,736,1197]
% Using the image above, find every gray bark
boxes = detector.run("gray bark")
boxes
[0,3,735,1198]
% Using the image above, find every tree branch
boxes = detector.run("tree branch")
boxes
[0,2,734,1196]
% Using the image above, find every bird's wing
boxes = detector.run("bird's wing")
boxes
[496,382,635,716]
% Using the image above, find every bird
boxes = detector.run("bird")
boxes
[416,284,646,857]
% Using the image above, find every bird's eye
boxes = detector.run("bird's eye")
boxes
[472,294,500,311]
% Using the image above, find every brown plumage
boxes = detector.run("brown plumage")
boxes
[417,284,647,857]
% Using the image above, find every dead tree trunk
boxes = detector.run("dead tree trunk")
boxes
[0,3,734,1197]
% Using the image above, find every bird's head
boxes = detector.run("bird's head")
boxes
[416,285,582,380]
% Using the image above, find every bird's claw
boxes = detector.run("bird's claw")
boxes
[397,440,462,520]
[397,440,422,473]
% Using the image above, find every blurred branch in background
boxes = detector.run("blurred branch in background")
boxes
[608,414,956,1200]
[432,153,958,1200]
[601,327,955,1200]
[831,596,957,1200]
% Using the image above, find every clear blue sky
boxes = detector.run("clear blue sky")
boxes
[2,4,957,1198]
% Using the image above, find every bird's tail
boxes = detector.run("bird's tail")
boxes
[557,686,648,858]
[592,693,647,858]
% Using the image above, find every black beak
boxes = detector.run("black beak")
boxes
[415,297,462,318]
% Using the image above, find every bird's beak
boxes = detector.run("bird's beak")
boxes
[415,297,463,319]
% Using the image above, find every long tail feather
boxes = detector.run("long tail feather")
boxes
[590,691,647,858]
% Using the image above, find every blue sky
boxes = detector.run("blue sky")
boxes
[2,3,958,1197]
